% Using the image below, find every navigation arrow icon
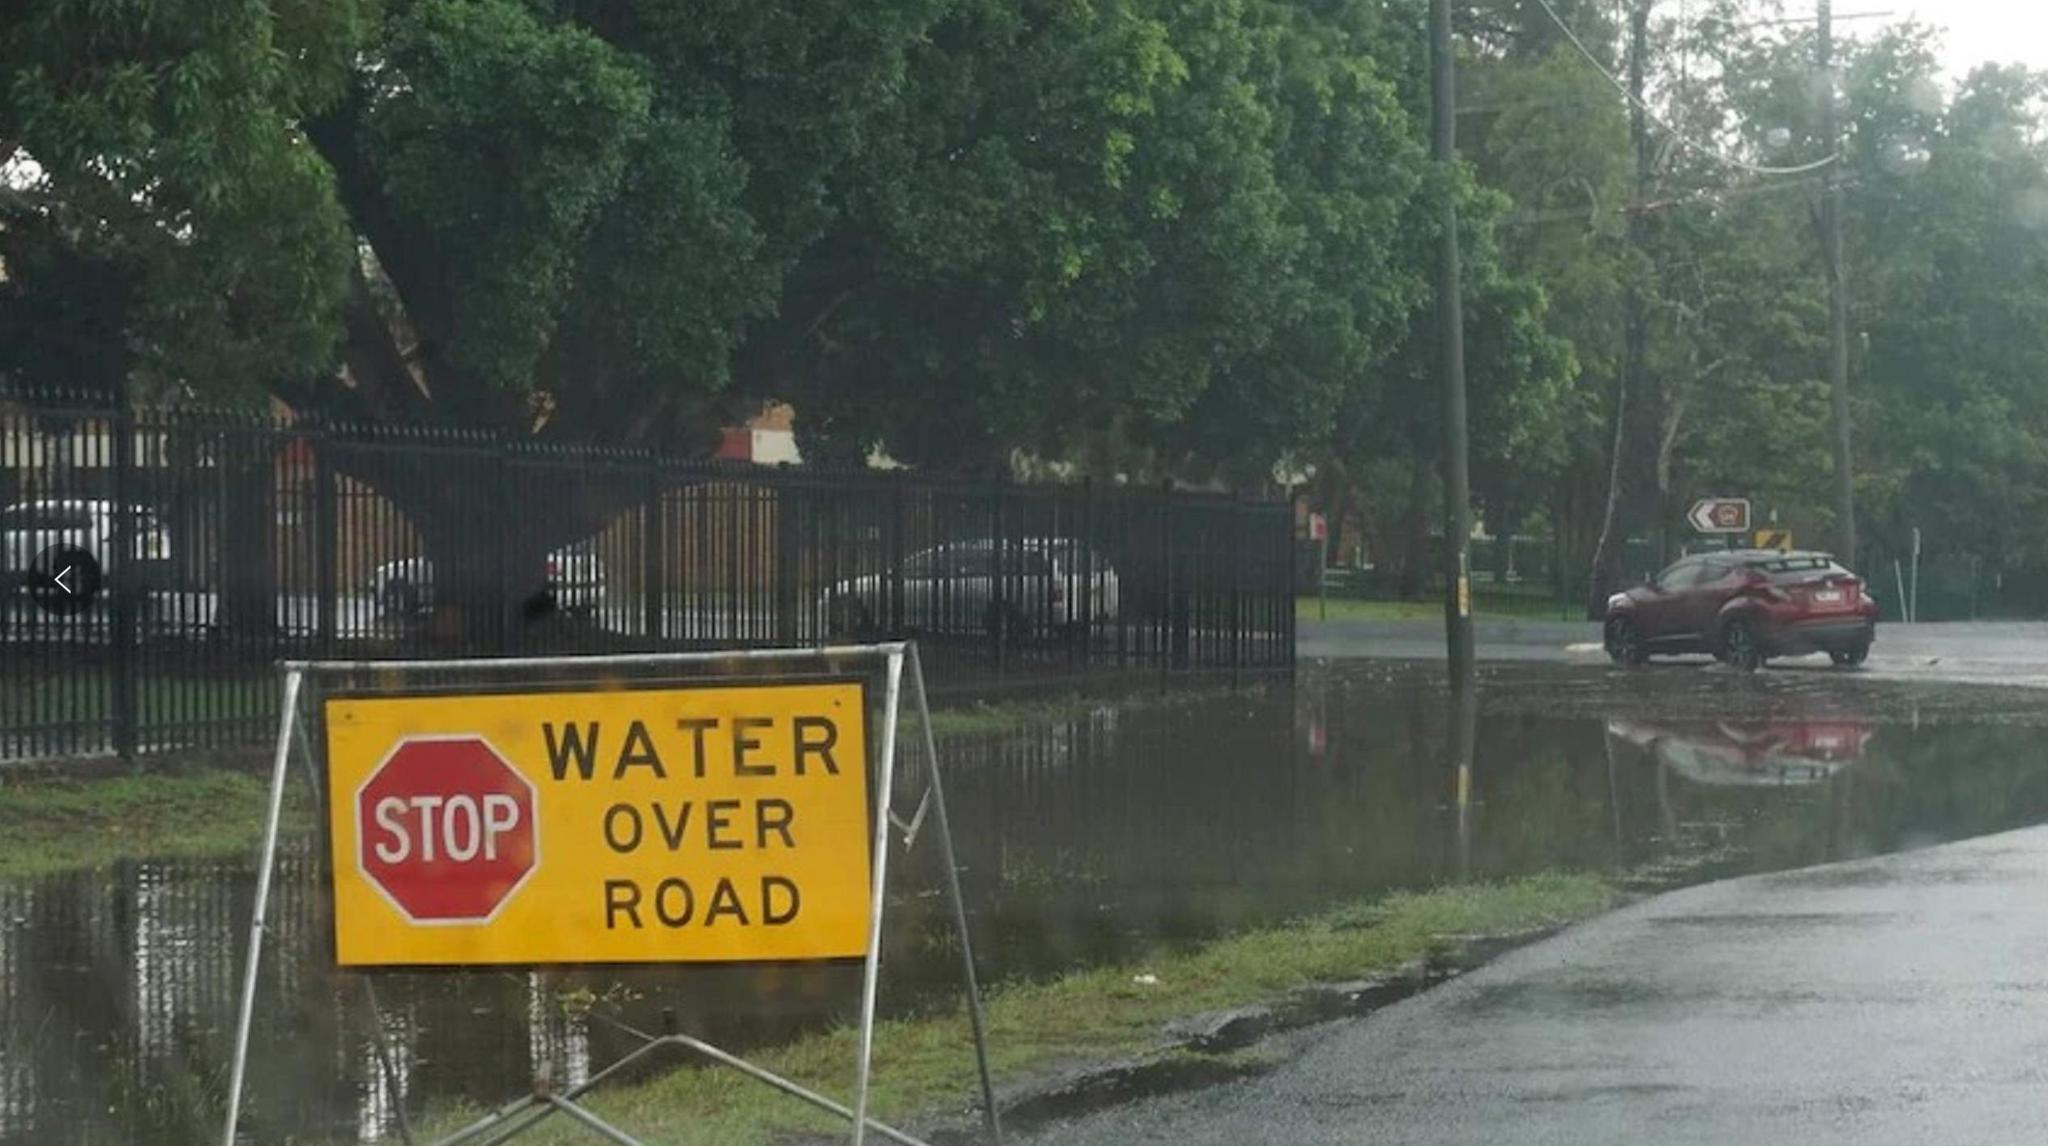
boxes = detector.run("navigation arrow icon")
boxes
[54,565,74,595]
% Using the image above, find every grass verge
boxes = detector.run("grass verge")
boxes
[0,684,1256,882]
[1300,593,1575,623]
[916,682,1269,739]
[415,873,1619,1145]
[0,769,291,880]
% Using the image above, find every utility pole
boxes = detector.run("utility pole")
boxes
[1820,0,1857,564]
[1430,0,1475,682]
[1627,0,1653,550]
[1585,0,1652,620]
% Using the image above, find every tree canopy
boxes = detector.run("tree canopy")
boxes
[8,0,2048,601]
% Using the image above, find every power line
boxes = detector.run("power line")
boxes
[1530,0,1840,177]
[1502,170,1843,227]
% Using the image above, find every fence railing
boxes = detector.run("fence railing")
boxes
[0,395,1295,762]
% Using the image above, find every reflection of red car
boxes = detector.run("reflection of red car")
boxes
[1604,551,1878,671]
[1607,718,1871,786]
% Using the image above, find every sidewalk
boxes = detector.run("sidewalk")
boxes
[1026,824,2048,1145]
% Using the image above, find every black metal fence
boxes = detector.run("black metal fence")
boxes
[0,395,1295,762]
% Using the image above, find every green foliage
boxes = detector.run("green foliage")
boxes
[5,0,1560,486]
[1,0,368,399]
[359,0,653,394]
[18,0,2048,587]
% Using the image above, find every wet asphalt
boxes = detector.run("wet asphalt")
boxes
[1014,631,2048,1144]
[1022,822,2048,1145]
[1300,618,2048,686]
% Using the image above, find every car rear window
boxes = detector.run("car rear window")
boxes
[1749,556,1849,581]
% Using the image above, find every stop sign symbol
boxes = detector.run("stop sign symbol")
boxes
[357,737,539,923]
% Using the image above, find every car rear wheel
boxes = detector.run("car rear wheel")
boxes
[1830,643,1870,668]
[1604,617,1647,667]
[1723,618,1764,673]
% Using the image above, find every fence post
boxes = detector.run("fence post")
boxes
[1079,478,1095,673]
[726,478,742,643]
[111,398,138,763]
[1230,497,1245,687]
[314,427,337,657]
[643,462,664,645]
[993,477,1008,682]
[495,443,513,654]
[888,477,906,637]
[1159,480,1174,690]
[774,478,799,645]
[1284,505,1299,674]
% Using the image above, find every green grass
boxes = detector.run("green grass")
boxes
[1300,590,1576,623]
[1300,597,1448,622]
[0,769,292,880]
[919,694,1116,738]
[923,691,1172,738]
[0,687,1238,882]
[10,672,273,728]
[413,873,1619,1145]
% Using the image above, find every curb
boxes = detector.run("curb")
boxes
[896,923,1570,1143]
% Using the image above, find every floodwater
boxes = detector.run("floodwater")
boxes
[8,661,2048,1144]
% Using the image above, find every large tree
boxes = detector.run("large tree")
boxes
[1,0,366,398]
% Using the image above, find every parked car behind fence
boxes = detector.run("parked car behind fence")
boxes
[2,499,172,591]
[373,540,609,618]
[821,538,1122,640]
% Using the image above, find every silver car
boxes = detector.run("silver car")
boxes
[821,538,1121,640]
[373,540,608,618]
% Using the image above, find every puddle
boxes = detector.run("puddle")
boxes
[8,662,2048,1142]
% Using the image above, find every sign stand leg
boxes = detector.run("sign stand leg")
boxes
[908,644,1003,1142]
[361,977,416,1145]
[222,667,305,1146]
[852,650,906,1146]
[432,1018,934,1146]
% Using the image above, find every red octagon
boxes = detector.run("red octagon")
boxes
[357,737,539,923]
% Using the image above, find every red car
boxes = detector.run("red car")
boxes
[1603,550,1878,671]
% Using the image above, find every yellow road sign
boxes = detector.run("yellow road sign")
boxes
[1754,529,1793,552]
[324,680,871,968]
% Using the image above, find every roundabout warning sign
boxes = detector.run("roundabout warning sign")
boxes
[323,680,871,968]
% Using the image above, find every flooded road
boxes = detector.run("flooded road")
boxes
[8,661,2048,1143]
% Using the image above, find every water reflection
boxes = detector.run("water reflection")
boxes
[1607,717,1870,786]
[6,664,2048,1143]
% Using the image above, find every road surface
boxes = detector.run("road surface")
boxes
[1025,823,2048,1146]
[1301,618,2048,685]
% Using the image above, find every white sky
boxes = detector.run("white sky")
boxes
[1896,1,2048,81]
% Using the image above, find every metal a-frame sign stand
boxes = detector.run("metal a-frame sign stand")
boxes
[220,642,1001,1146]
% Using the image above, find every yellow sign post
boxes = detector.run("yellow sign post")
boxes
[325,681,871,967]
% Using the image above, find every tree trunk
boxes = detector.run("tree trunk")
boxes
[216,437,278,637]
[325,443,639,650]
